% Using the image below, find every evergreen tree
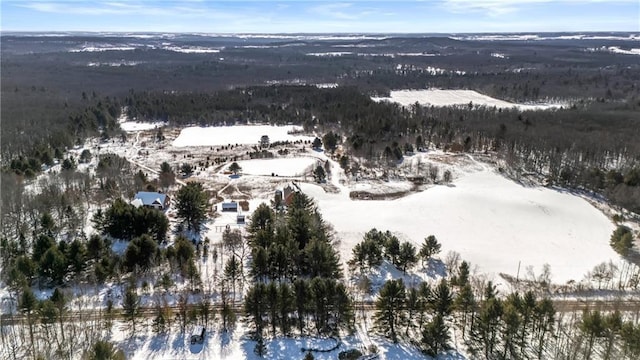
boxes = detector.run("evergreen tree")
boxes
[405,287,423,336]
[87,234,105,260]
[245,283,267,335]
[419,235,441,267]
[176,182,209,232]
[501,296,523,359]
[294,279,310,334]
[39,245,67,284]
[533,298,555,359]
[124,234,158,272]
[228,162,242,175]
[620,322,640,358]
[431,279,453,317]
[474,297,503,359]
[602,311,622,360]
[374,279,406,343]
[610,225,634,256]
[580,310,605,360]
[50,288,67,343]
[421,314,450,357]
[322,132,339,153]
[88,340,126,360]
[66,239,87,275]
[122,286,140,333]
[397,242,417,273]
[334,282,354,334]
[312,137,323,149]
[266,282,279,336]
[384,234,400,266]
[159,161,176,190]
[313,165,326,183]
[348,235,383,273]
[224,256,241,299]
[304,238,341,278]
[278,283,294,336]
[452,261,470,287]
[32,234,56,263]
[251,246,269,282]
[455,283,476,338]
[19,287,38,358]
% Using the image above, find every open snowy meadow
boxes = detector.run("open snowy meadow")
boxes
[301,159,617,288]
[372,89,566,110]
[172,125,313,147]
[233,157,318,177]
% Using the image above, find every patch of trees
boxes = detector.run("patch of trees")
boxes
[93,198,169,242]
[1,87,122,174]
[244,193,350,355]
[1,213,98,288]
[95,153,136,200]
[572,309,640,360]
[348,228,424,275]
[372,277,558,359]
[245,278,353,338]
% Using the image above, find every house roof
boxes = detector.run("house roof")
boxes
[134,192,168,206]
[222,202,238,208]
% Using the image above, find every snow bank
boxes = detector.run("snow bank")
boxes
[372,89,566,111]
[172,125,313,147]
[300,168,618,285]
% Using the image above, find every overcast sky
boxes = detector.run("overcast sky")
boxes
[1,0,638,33]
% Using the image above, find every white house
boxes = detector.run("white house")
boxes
[132,191,170,210]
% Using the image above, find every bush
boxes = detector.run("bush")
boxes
[338,349,363,360]
[610,225,634,256]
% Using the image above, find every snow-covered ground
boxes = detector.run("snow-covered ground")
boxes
[299,153,618,288]
[172,125,313,147]
[108,317,435,360]
[120,121,167,132]
[145,119,620,289]
[587,46,640,56]
[234,157,319,177]
[372,89,567,110]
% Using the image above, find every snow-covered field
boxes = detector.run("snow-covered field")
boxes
[587,46,640,56]
[120,121,166,132]
[372,89,566,110]
[234,157,318,177]
[299,154,618,287]
[172,125,313,147]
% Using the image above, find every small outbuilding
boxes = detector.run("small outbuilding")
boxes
[237,214,246,224]
[221,201,238,212]
[260,135,270,148]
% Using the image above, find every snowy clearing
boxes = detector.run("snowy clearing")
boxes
[172,125,313,147]
[299,161,618,287]
[372,89,566,110]
[120,121,166,132]
[587,46,640,55]
[234,157,318,177]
